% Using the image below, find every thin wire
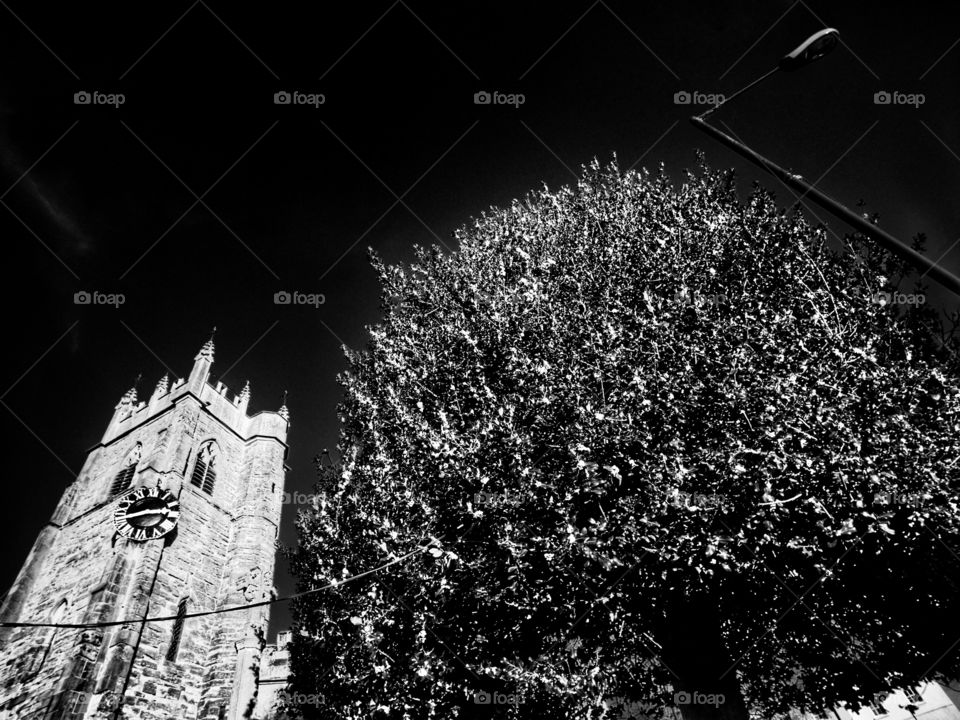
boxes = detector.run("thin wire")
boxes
[0,540,437,630]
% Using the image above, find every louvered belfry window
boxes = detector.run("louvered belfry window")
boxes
[111,443,142,496]
[190,442,217,494]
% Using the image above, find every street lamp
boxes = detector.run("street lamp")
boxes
[689,29,960,297]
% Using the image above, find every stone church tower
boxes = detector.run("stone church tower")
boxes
[0,337,289,720]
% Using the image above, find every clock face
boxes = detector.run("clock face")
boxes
[114,486,180,541]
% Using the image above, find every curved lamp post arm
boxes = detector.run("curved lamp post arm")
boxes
[699,28,840,120]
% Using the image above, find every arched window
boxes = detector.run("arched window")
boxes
[166,598,188,662]
[190,442,218,495]
[110,443,141,496]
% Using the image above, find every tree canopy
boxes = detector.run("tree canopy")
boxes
[286,156,960,720]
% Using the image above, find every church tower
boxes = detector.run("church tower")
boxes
[0,337,289,720]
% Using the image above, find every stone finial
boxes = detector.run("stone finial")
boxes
[116,377,140,410]
[189,330,216,389]
[195,327,216,363]
[153,374,169,397]
[277,389,289,422]
[238,380,251,405]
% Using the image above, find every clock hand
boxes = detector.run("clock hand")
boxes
[124,508,170,519]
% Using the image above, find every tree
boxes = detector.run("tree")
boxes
[286,156,960,720]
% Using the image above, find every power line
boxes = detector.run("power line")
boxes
[0,540,437,631]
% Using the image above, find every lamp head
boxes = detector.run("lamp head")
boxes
[779,28,840,71]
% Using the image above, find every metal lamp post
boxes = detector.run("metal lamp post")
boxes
[689,28,960,297]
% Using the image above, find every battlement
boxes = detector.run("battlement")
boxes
[102,335,289,447]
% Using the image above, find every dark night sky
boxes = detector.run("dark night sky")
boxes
[1,2,957,638]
